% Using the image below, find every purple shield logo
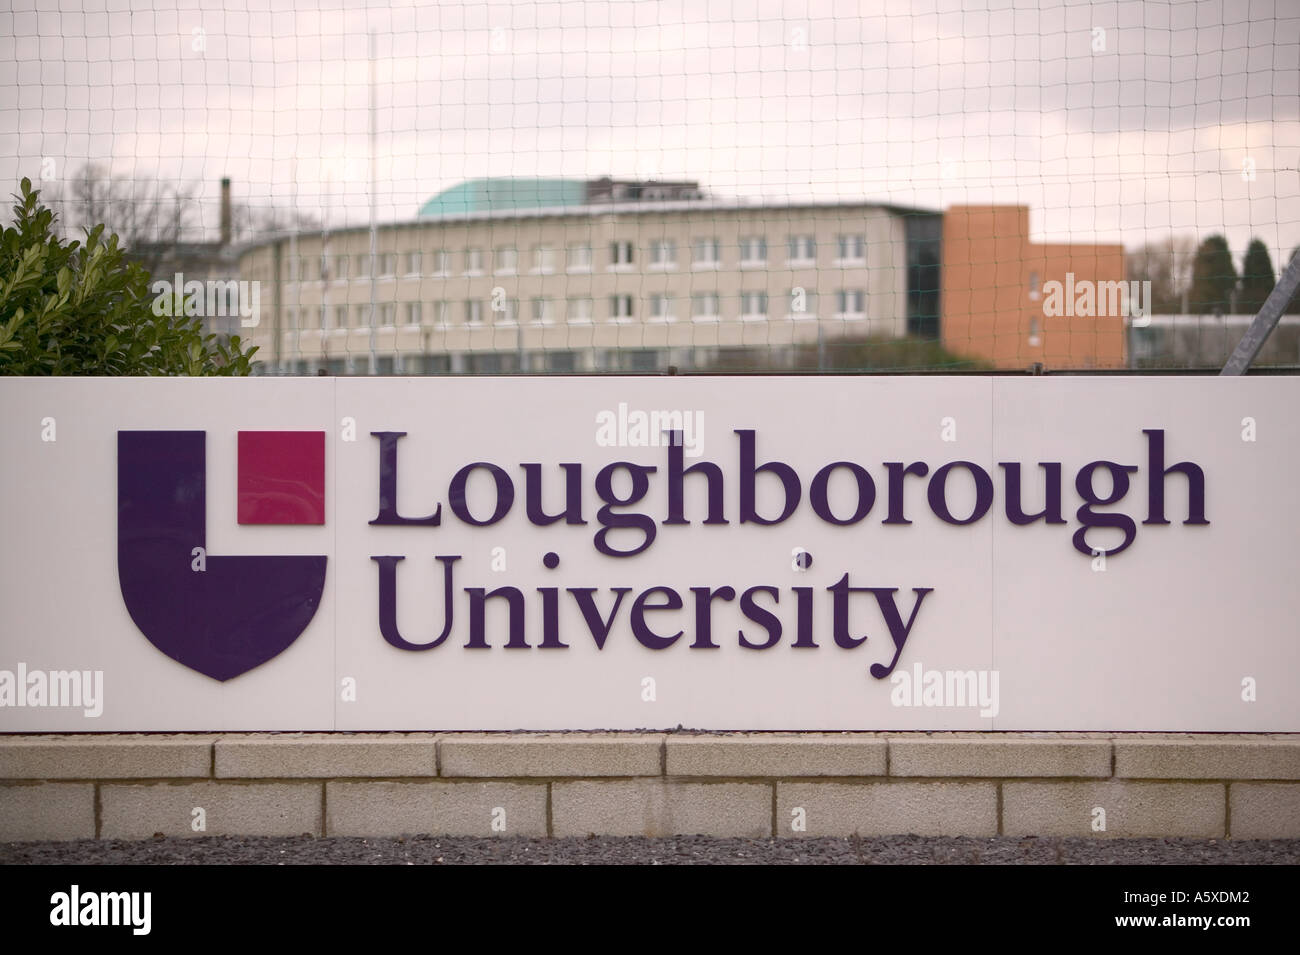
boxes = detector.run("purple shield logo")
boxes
[117,430,328,681]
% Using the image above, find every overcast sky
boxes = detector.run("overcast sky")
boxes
[2,0,1298,262]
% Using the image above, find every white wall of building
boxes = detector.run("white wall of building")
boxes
[239,202,915,373]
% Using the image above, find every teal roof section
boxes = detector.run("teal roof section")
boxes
[417,178,588,218]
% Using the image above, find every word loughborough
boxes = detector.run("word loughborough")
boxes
[371,427,1208,559]
[367,426,1209,668]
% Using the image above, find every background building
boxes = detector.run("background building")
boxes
[1127,314,1300,368]
[239,184,1143,376]
[942,205,1127,369]
[238,178,942,375]
[126,178,245,342]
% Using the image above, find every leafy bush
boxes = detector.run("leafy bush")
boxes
[0,177,256,376]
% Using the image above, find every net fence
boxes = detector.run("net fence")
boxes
[3,0,1299,374]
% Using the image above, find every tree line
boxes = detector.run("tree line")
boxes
[1128,234,1299,316]
[38,163,320,273]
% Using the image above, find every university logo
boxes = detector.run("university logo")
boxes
[117,430,328,681]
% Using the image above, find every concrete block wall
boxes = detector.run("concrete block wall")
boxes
[2,733,1298,841]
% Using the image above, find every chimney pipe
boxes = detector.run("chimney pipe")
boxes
[220,177,232,246]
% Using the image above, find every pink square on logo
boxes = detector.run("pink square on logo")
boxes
[238,431,326,525]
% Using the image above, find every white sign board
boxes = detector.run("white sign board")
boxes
[1,376,1296,731]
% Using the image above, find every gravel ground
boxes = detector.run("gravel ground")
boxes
[4,834,1298,865]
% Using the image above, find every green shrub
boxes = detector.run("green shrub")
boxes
[0,177,256,376]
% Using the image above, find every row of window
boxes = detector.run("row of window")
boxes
[285,235,870,281]
[284,291,870,329]
[275,349,661,376]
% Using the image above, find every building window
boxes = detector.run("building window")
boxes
[355,253,370,276]
[532,246,556,273]
[1029,317,1041,346]
[431,301,449,326]
[355,304,371,327]
[693,238,721,267]
[433,250,451,275]
[379,303,396,326]
[739,236,767,266]
[610,241,635,267]
[837,289,865,317]
[465,248,483,274]
[381,253,398,276]
[1028,271,1041,301]
[468,352,519,374]
[465,300,483,324]
[568,244,593,271]
[285,307,297,330]
[610,294,635,321]
[405,302,422,325]
[333,305,348,329]
[566,298,593,324]
[624,350,658,371]
[650,239,677,269]
[547,351,577,373]
[531,298,554,324]
[495,247,518,274]
[836,234,866,264]
[335,256,349,281]
[492,297,518,324]
[649,294,674,321]
[740,291,768,320]
[406,251,422,275]
[692,292,720,320]
[788,235,816,265]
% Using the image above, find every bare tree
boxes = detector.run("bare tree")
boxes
[39,165,321,250]
[41,164,202,273]
[1127,234,1197,314]
[230,200,321,242]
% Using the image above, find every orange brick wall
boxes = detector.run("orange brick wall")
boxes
[942,206,1126,369]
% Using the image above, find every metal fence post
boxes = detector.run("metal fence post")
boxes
[1221,250,1300,375]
